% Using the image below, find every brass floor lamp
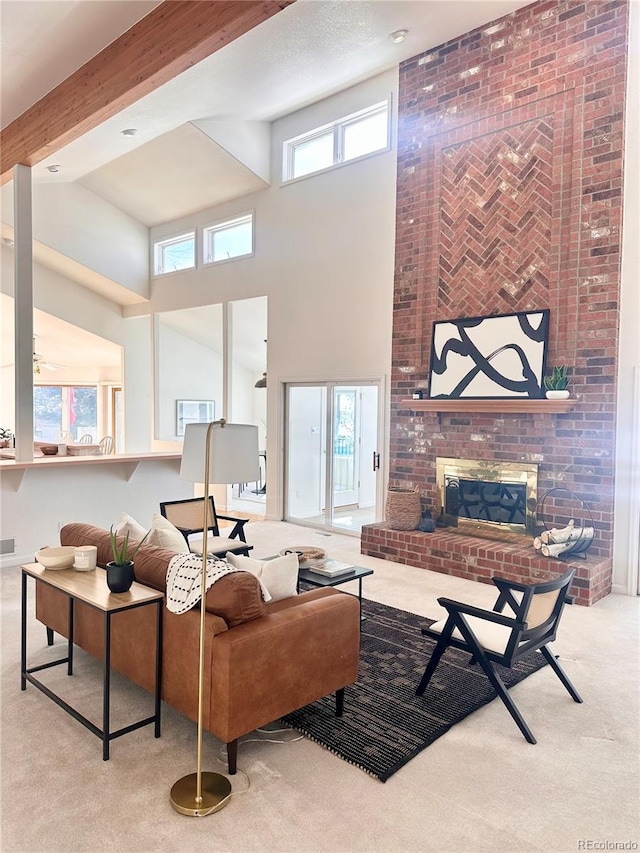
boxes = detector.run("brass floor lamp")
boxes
[170,419,259,817]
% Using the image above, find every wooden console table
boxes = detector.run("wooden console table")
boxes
[21,563,163,760]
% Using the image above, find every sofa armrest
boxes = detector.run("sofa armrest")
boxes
[209,588,360,742]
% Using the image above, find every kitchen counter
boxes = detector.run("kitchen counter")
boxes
[0,451,182,490]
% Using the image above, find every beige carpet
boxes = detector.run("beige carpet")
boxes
[1,520,639,853]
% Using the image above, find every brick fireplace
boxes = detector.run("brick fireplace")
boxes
[361,0,629,606]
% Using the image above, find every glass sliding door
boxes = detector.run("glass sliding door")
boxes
[285,381,381,534]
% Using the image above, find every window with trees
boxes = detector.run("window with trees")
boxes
[34,386,98,442]
[154,231,196,275]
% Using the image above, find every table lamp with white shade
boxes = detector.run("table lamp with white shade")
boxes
[170,419,259,817]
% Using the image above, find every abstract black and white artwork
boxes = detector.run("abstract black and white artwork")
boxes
[428,310,550,399]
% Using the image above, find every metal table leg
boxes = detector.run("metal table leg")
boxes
[103,611,111,761]
[154,599,162,738]
[21,570,27,691]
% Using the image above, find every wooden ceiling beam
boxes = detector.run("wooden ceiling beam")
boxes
[0,0,295,184]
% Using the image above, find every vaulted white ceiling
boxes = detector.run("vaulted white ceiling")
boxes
[2,0,531,226]
[1,0,531,373]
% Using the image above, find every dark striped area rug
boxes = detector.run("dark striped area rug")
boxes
[282,597,548,782]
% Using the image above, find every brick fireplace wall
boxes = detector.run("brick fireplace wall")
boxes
[361,0,629,605]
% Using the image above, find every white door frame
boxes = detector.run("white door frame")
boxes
[283,378,384,534]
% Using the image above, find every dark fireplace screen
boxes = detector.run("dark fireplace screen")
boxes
[445,477,527,526]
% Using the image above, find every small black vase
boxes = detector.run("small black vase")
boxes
[418,509,436,533]
[106,561,134,593]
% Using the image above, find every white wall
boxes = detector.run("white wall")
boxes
[230,361,266,439]
[142,70,399,519]
[0,181,149,296]
[156,324,223,440]
[123,316,153,452]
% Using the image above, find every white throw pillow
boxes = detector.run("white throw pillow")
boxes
[226,552,298,602]
[114,512,147,542]
[147,513,190,553]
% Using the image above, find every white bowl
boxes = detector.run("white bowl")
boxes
[278,546,326,567]
[35,546,77,570]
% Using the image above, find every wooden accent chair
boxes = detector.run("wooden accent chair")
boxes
[416,567,582,743]
[159,496,252,558]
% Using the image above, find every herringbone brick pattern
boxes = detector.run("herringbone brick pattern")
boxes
[438,119,553,316]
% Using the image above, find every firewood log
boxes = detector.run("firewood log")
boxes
[547,526,594,545]
[541,542,574,558]
[540,519,575,545]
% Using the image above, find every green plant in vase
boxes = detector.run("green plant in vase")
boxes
[107,526,149,593]
[544,366,570,399]
[0,427,13,448]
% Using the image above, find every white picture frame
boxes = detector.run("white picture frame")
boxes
[176,400,215,436]
[428,310,550,399]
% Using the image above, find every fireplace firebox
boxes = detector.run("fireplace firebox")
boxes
[436,457,538,538]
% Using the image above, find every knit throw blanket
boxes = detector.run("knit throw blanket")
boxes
[166,553,270,614]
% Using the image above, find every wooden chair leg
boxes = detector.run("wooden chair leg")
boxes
[416,629,451,696]
[472,647,537,744]
[335,687,344,717]
[46,626,54,646]
[227,739,238,775]
[540,646,583,703]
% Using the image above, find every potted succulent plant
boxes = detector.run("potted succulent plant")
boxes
[107,526,149,593]
[0,427,13,448]
[544,366,570,400]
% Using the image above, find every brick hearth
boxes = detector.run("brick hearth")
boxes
[368,0,628,606]
[361,523,611,607]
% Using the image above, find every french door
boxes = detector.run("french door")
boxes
[284,381,382,534]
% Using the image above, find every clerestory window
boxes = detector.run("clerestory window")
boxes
[203,213,254,265]
[282,100,390,182]
[154,231,196,276]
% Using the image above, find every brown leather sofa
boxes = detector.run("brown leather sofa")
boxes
[35,523,360,773]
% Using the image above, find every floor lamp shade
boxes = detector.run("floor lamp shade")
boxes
[180,422,260,485]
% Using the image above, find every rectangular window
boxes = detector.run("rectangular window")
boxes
[154,231,195,276]
[203,213,253,265]
[283,100,390,182]
[34,385,98,443]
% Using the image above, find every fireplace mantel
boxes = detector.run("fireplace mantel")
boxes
[401,398,576,414]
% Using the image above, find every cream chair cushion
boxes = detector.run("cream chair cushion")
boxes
[187,532,249,556]
[429,614,513,656]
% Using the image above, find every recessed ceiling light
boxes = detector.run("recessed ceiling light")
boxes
[121,128,137,137]
[47,165,61,173]
[389,29,408,44]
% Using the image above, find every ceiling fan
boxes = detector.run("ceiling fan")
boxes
[2,338,67,372]
[32,337,66,373]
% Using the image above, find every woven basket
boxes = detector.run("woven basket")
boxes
[385,486,421,531]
